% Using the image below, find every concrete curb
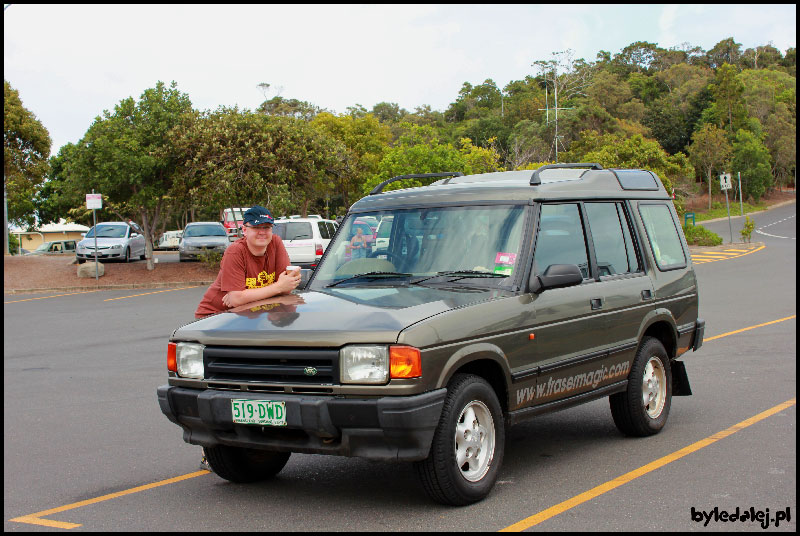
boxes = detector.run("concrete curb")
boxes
[4,281,214,296]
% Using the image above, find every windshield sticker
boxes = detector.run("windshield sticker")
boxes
[493,265,513,276]
[495,253,517,266]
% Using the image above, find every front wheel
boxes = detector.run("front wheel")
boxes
[610,336,672,436]
[415,374,505,505]
[203,445,291,483]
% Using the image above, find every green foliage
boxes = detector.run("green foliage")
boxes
[731,128,773,201]
[566,131,693,192]
[198,249,223,271]
[683,224,723,246]
[688,124,733,208]
[4,80,52,227]
[739,216,756,242]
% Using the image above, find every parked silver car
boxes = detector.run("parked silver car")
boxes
[76,222,146,263]
[179,222,229,262]
[26,240,77,256]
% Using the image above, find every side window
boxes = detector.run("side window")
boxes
[317,222,330,240]
[638,203,687,270]
[65,241,76,251]
[326,222,336,237]
[535,204,590,278]
[585,202,641,276]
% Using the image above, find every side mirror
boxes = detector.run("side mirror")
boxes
[529,264,583,294]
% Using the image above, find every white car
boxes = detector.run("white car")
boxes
[76,221,147,263]
[273,218,338,269]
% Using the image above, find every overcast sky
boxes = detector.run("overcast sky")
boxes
[4,4,797,157]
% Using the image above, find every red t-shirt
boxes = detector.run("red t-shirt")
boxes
[195,236,290,318]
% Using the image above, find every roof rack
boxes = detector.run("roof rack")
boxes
[530,163,604,186]
[369,172,464,195]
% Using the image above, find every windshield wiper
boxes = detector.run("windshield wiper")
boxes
[411,270,508,285]
[326,271,412,288]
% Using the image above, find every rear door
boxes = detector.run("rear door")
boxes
[275,221,315,263]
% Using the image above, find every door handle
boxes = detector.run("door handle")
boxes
[590,298,603,310]
[641,290,653,301]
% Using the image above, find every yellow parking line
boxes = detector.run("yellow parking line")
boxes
[500,398,796,531]
[4,290,103,304]
[103,286,201,301]
[9,470,210,529]
[500,313,795,532]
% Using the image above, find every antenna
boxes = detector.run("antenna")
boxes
[536,54,576,163]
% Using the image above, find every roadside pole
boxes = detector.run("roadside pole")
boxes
[720,173,733,243]
[86,192,102,280]
[738,171,744,215]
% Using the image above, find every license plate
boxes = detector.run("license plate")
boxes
[231,399,287,426]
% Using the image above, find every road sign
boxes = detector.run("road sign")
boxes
[720,173,732,191]
[86,193,102,209]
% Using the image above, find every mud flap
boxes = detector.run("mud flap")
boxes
[671,360,692,396]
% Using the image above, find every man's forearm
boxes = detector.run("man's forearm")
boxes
[225,284,287,308]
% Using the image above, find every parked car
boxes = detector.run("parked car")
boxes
[156,230,183,250]
[178,222,229,262]
[76,222,146,263]
[272,217,338,270]
[373,215,394,252]
[25,240,77,256]
[158,164,704,506]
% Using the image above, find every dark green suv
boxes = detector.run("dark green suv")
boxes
[158,163,704,505]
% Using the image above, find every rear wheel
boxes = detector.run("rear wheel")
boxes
[610,336,672,436]
[415,374,504,505]
[203,445,291,483]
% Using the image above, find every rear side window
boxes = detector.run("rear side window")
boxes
[638,203,686,270]
[317,222,330,240]
[585,202,641,276]
[535,204,590,278]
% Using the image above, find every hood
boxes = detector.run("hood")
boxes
[174,285,510,347]
[182,236,229,246]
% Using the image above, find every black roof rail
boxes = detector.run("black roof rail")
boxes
[530,163,604,186]
[369,172,464,195]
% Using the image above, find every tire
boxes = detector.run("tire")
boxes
[414,374,505,505]
[123,247,130,263]
[203,445,291,483]
[77,258,86,264]
[610,336,672,437]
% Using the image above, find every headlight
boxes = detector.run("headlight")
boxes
[110,244,122,249]
[176,342,205,378]
[340,345,388,384]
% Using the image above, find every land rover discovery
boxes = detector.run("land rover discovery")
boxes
[157,163,704,505]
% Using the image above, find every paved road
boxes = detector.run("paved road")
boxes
[4,202,795,531]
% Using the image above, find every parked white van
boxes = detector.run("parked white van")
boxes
[273,218,338,269]
[156,230,183,250]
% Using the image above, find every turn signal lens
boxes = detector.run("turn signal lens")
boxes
[167,342,177,372]
[390,346,421,379]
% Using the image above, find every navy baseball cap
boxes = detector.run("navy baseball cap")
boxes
[243,206,274,226]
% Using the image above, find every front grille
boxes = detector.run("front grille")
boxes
[204,346,339,385]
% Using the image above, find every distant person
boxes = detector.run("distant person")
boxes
[350,227,368,259]
[195,206,300,319]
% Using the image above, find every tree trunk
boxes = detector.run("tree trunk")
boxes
[708,169,713,210]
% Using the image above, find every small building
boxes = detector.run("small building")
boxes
[14,219,91,252]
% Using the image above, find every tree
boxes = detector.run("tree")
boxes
[707,38,742,69]
[702,63,749,135]
[63,81,193,269]
[311,112,391,210]
[171,107,352,219]
[4,80,51,248]
[688,124,733,209]
[731,129,773,202]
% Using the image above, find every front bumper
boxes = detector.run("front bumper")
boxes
[157,385,446,461]
[77,250,123,260]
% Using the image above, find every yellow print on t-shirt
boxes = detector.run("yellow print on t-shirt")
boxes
[246,271,275,289]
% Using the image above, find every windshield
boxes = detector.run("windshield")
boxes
[310,205,526,289]
[85,224,128,238]
[34,242,52,252]
[184,224,227,237]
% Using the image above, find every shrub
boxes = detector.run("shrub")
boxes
[683,224,722,246]
[739,216,755,242]
[198,250,223,271]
